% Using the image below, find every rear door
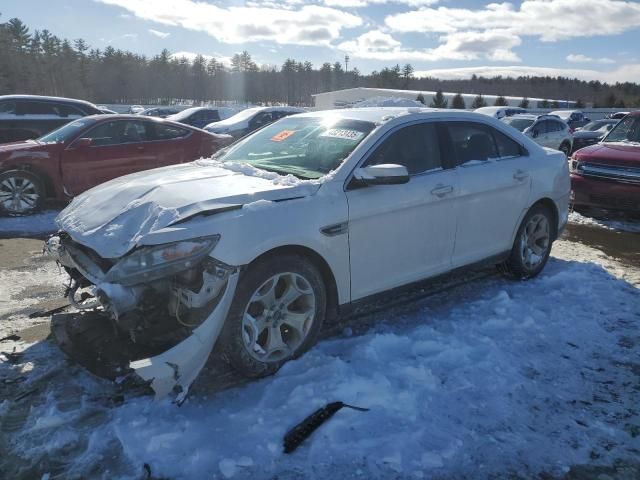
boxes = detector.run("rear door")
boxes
[150,122,196,166]
[346,121,459,300]
[61,119,158,195]
[443,121,531,267]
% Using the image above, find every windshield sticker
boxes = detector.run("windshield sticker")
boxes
[320,128,364,141]
[271,130,296,142]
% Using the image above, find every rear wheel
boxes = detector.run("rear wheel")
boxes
[219,254,327,378]
[498,204,554,279]
[0,170,44,215]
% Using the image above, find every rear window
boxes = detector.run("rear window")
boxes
[154,123,190,140]
[503,117,534,132]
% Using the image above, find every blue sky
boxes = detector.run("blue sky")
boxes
[3,0,640,82]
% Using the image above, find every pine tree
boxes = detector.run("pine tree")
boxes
[430,89,448,108]
[471,94,487,108]
[416,92,425,104]
[494,95,508,106]
[518,97,529,108]
[538,99,550,108]
[451,93,465,109]
[574,98,585,108]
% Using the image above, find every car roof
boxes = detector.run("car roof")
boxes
[0,94,99,108]
[87,113,198,128]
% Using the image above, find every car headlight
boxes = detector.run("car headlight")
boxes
[104,235,220,285]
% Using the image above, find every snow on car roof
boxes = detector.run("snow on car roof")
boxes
[297,107,482,124]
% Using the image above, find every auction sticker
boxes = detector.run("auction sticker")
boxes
[320,128,364,141]
[271,130,296,142]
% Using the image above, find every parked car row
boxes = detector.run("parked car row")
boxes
[502,114,573,156]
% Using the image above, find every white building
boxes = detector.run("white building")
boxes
[312,87,575,110]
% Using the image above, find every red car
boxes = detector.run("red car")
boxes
[0,115,232,215]
[570,111,640,215]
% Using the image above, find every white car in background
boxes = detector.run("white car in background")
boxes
[502,114,573,156]
[474,106,527,119]
[205,106,306,138]
[48,108,570,401]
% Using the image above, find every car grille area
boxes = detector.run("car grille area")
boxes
[577,162,640,185]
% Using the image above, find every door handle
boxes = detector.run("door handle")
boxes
[513,170,529,181]
[430,184,454,197]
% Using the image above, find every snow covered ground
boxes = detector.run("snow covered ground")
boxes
[568,211,640,234]
[1,233,639,479]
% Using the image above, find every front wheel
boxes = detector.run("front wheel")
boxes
[218,254,327,378]
[498,204,554,279]
[0,170,44,215]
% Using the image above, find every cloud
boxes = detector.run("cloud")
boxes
[97,0,362,46]
[148,29,170,38]
[339,29,521,62]
[384,0,640,62]
[324,0,439,6]
[412,64,640,83]
[566,54,615,64]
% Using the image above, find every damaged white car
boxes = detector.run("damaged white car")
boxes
[47,108,570,402]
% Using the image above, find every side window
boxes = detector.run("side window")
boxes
[84,121,124,146]
[251,112,272,128]
[0,101,16,115]
[121,121,151,143]
[366,123,442,175]
[17,101,59,116]
[446,122,498,165]
[56,104,85,118]
[536,120,549,134]
[203,110,220,122]
[84,121,150,146]
[548,121,563,133]
[492,128,522,158]
[154,123,190,140]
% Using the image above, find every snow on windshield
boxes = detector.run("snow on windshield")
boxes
[210,116,376,179]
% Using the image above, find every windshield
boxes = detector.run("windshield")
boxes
[37,118,92,143]
[602,115,640,144]
[503,117,534,132]
[582,120,615,132]
[216,116,376,179]
[169,108,200,121]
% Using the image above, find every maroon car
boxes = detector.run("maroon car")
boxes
[570,111,640,215]
[0,115,232,215]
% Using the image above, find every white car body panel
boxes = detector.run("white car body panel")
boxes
[204,106,306,134]
[52,107,570,400]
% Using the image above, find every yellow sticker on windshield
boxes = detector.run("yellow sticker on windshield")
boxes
[271,130,296,142]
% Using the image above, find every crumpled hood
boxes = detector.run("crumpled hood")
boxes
[575,142,640,169]
[57,161,320,258]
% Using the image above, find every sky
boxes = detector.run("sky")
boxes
[2,0,640,83]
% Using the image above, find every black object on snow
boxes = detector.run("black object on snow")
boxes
[283,401,369,454]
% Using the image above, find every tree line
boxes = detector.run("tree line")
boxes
[1,14,639,108]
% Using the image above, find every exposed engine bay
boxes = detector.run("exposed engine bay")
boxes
[46,233,240,403]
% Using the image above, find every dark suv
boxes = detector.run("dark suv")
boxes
[0,95,103,143]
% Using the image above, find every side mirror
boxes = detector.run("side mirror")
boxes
[73,137,93,149]
[353,164,409,186]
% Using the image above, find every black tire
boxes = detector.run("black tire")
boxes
[559,142,571,157]
[498,204,554,280]
[219,253,327,378]
[0,170,44,215]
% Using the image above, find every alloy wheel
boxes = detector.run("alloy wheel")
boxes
[0,175,40,214]
[519,213,550,270]
[241,272,316,362]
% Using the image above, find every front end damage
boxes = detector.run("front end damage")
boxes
[46,233,240,403]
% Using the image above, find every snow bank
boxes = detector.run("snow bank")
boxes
[569,210,640,234]
[0,210,59,237]
[353,96,425,108]
[3,244,638,479]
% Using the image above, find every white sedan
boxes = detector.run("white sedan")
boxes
[48,108,570,401]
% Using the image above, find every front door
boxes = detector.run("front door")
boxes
[443,121,531,267]
[346,122,459,300]
[61,119,157,195]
